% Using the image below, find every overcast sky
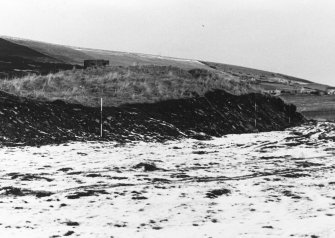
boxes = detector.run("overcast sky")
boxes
[1,0,335,85]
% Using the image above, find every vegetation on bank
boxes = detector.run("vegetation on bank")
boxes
[0,65,259,107]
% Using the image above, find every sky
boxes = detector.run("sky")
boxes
[1,0,335,85]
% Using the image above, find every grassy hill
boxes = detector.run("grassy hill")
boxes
[0,65,256,107]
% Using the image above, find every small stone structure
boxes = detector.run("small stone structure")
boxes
[84,60,109,69]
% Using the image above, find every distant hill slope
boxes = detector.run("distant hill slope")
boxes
[75,48,209,69]
[0,38,76,78]
[0,38,59,63]
[2,36,209,70]
[201,61,313,84]
[4,37,95,64]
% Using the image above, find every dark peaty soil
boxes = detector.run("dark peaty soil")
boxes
[0,89,305,146]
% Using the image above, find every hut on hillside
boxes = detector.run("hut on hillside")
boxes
[84,60,109,69]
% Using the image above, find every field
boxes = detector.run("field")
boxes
[1,122,335,237]
[281,94,335,121]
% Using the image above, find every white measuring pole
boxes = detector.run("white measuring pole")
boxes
[100,98,103,138]
[288,106,291,124]
[254,98,257,128]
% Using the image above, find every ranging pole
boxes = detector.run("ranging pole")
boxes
[288,106,291,124]
[254,95,257,128]
[100,98,103,138]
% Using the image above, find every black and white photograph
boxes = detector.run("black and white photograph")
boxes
[1,0,335,237]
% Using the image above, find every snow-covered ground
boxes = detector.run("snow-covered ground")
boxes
[1,122,335,238]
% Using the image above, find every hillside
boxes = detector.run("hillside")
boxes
[0,89,304,146]
[1,35,334,121]
[0,35,315,85]
[0,35,326,90]
[5,37,96,65]
[0,38,78,78]
[1,36,209,70]
[0,38,59,63]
